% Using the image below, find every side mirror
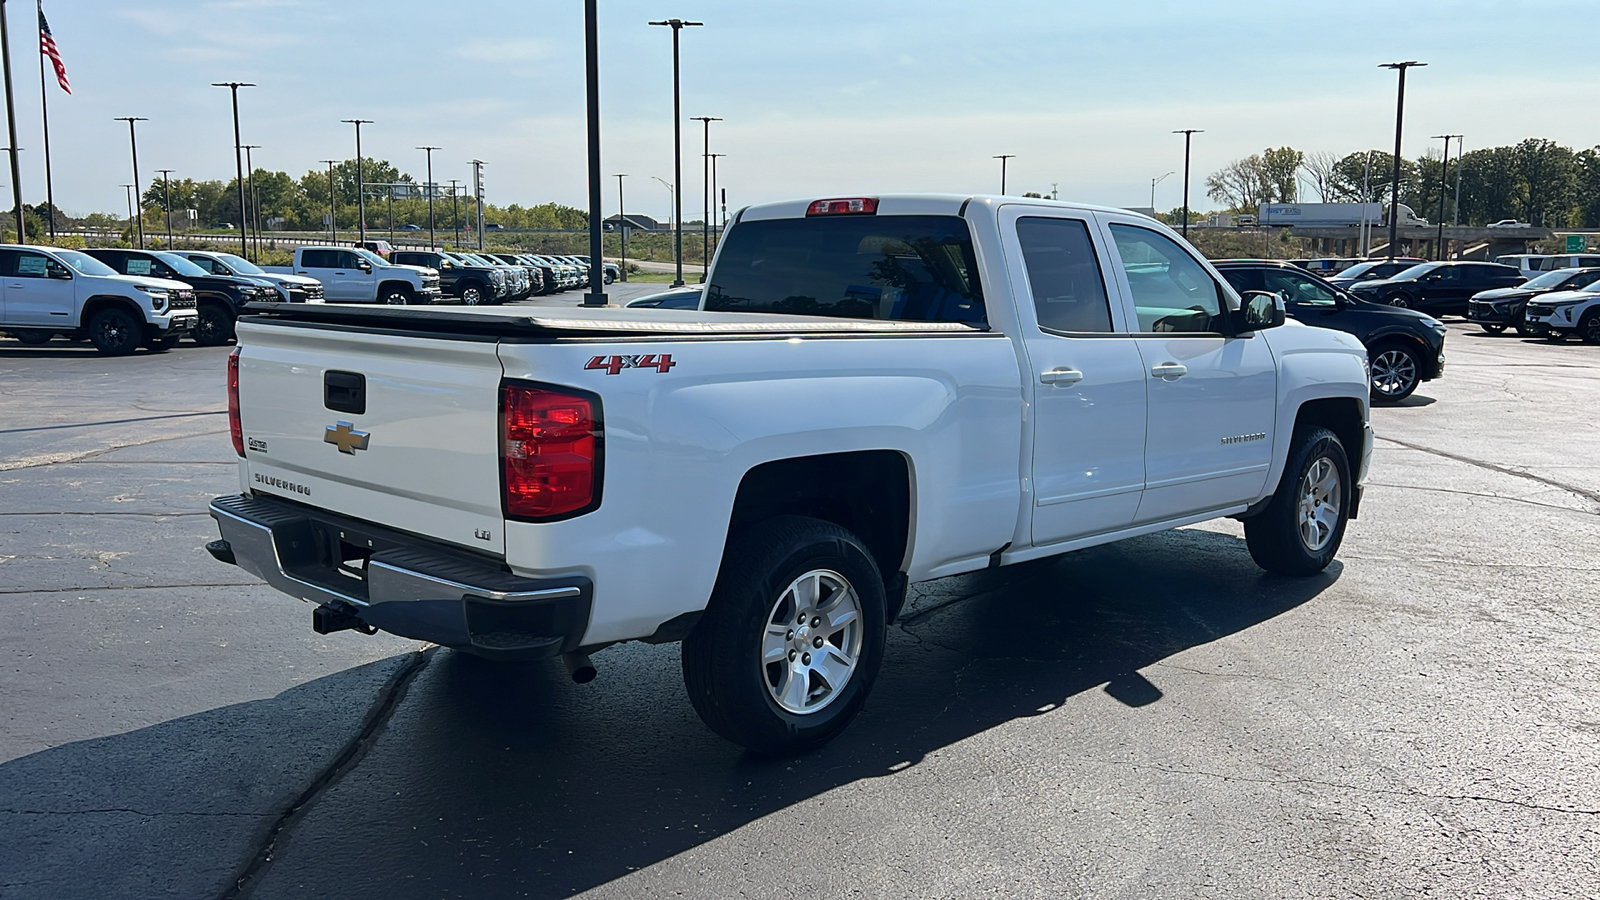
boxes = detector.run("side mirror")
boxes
[1234,290,1286,333]
[48,266,72,280]
[357,262,372,273]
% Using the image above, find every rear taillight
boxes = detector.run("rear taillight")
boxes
[806,197,878,216]
[227,347,244,458]
[501,382,601,521]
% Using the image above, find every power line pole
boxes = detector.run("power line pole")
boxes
[993,154,1015,194]
[341,118,371,245]
[1172,129,1203,238]
[1380,61,1426,259]
[211,82,254,257]
[115,116,147,248]
[649,17,702,288]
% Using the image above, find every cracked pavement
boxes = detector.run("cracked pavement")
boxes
[2,319,1598,899]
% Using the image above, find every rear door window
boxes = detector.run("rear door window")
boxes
[300,250,336,269]
[1015,216,1113,333]
[705,214,986,323]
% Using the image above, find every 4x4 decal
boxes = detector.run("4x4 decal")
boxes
[586,354,677,375]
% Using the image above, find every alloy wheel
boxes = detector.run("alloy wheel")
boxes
[761,569,864,715]
[1370,348,1418,399]
[1297,457,1342,553]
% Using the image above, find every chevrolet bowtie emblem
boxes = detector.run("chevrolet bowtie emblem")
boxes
[324,421,371,454]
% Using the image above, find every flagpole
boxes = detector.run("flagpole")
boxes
[0,0,27,242]
[35,0,51,239]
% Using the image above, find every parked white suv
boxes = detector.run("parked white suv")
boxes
[1524,282,1600,343]
[0,245,197,354]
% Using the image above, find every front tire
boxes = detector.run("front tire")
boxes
[1244,426,1351,576]
[1579,310,1600,345]
[1479,323,1506,335]
[459,283,486,306]
[192,303,235,346]
[1383,292,1411,309]
[681,516,887,755]
[143,333,180,353]
[1369,343,1421,403]
[1515,320,1537,337]
[88,308,141,356]
[12,331,52,345]
[381,285,414,305]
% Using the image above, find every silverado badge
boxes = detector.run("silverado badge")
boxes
[324,421,371,454]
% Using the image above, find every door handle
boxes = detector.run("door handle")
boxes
[1039,367,1084,386]
[1151,362,1188,380]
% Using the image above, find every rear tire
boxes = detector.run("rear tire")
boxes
[1383,292,1411,309]
[681,516,887,755]
[1244,426,1351,576]
[88,308,141,356]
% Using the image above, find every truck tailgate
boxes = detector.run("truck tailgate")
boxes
[233,320,508,555]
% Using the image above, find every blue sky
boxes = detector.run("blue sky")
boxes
[20,0,1599,219]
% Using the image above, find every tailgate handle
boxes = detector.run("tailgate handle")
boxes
[324,371,366,415]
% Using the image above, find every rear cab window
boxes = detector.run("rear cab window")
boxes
[704,214,986,324]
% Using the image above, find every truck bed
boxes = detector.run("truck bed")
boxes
[239,302,989,339]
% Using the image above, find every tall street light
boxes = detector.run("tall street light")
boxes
[115,116,147,248]
[470,159,485,251]
[709,152,725,254]
[583,0,606,305]
[1380,61,1426,259]
[120,184,134,232]
[614,173,627,282]
[448,178,462,247]
[1431,134,1461,261]
[242,144,260,261]
[320,159,338,242]
[649,17,702,288]
[417,146,439,249]
[156,168,174,248]
[993,155,1015,194]
[211,82,254,257]
[1173,129,1203,238]
[690,115,720,282]
[342,118,372,245]
[0,2,24,242]
[1151,171,1173,211]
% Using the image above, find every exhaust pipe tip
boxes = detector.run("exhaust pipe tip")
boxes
[562,651,597,684]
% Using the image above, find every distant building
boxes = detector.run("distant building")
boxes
[604,213,662,232]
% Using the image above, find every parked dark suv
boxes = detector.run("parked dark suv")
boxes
[85,247,280,345]
[1325,258,1425,288]
[1346,261,1525,315]
[1467,267,1600,335]
[1215,260,1447,402]
[390,250,506,305]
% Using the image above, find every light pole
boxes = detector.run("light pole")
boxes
[0,2,24,243]
[652,175,674,228]
[211,82,254,257]
[470,159,485,251]
[417,146,439,248]
[341,118,372,245]
[690,115,720,282]
[121,184,134,234]
[156,168,174,247]
[1431,133,1461,261]
[615,173,627,282]
[1173,129,1203,237]
[1380,61,1426,259]
[649,17,702,287]
[449,178,461,247]
[1151,171,1173,211]
[241,144,260,261]
[320,159,338,242]
[992,155,1015,194]
[709,152,725,255]
[115,116,147,248]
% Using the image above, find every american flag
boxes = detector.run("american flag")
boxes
[40,8,70,95]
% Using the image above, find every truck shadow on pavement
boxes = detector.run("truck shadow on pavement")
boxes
[0,527,1339,899]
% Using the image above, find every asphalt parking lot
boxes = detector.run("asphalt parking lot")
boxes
[3,314,1598,899]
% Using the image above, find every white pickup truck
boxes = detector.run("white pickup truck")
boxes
[0,244,198,354]
[262,246,441,305]
[208,195,1373,753]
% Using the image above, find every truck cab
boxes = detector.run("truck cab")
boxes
[274,247,441,305]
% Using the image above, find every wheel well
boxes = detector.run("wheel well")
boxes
[728,450,912,583]
[379,280,413,296]
[82,295,144,326]
[1293,397,1364,465]
[196,293,233,313]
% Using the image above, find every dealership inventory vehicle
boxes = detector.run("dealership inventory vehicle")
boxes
[85,247,280,345]
[1524,281,1600,343]
[1468,267,1600,335]
[207,194,1372,754]
[0,244,196,354]
[1214,260,1446,402]
[1346,260,1525,315]
[391,250,506,305]
[1326,258,1426,287]
[180,250,325,304]
[263,247,441,305]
